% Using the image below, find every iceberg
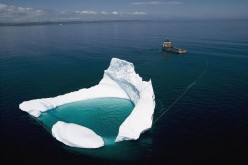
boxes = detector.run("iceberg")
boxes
[19,58,155,148]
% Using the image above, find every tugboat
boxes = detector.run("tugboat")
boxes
[162,39,186,54]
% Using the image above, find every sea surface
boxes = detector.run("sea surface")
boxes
[1,20,248,164]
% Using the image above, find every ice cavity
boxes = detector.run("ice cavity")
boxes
[19,58,155,148]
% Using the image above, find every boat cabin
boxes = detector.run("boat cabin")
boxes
[163,39,173,49]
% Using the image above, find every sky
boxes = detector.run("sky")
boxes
[0,0,248,23]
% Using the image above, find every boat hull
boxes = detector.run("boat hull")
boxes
[163,47,186,54]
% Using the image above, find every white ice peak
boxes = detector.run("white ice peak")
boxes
[19,58,155,148]
[105,58,144,105]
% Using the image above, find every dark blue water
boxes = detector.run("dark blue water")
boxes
[1,20,248,164]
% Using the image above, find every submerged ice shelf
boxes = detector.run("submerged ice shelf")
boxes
[19,58,156,148]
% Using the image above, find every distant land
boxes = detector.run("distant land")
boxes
[1,18,248,26]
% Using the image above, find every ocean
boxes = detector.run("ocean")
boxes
[1,20,248,164]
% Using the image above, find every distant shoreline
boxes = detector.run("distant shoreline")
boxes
[1,18,247,26]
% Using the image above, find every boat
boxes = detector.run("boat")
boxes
[162,39,186,54]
